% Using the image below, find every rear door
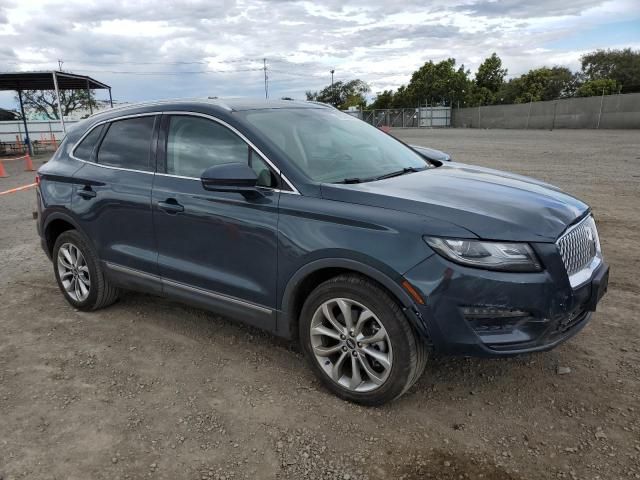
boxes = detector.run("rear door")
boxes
[151,113,281,328]
[72,114,159,285]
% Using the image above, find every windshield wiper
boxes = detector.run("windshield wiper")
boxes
[375,166,426,181]
[336,166,427,184]
[338,177,366,184]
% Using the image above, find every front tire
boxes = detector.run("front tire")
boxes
[299,274,428,405]
[53,230,119,311]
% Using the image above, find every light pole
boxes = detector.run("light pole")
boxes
[330,69,335,106]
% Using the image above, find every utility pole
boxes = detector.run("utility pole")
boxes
[263,58,268,99]
[330,69,335,106]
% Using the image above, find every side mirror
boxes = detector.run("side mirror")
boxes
[201,162,258,192]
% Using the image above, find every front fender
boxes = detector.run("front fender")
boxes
[276,256,431,341]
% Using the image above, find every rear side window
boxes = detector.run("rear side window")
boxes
[73,125,104,160]
[97,116,155,171]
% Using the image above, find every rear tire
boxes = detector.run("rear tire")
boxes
[53,230,119,311]
[299,274,428,406]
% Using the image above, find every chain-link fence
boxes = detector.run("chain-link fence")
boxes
[344,107,451,128]
[452,92,640,129]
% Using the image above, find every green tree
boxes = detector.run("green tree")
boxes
[405,58,472,107]
[390,85,412,108]
[576,78,619,97]
[16,89,97,119]
[369,90,394,109]
[496,67,582,104]
[306,79,370,109]
[475,53,507,97]
[467,86,494,106]
[544,66,581,99]
[495,78,522,104]
[581,48,640,92]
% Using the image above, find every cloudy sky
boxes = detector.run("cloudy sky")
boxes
[1,0,639,110]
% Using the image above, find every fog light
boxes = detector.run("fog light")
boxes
[461,306,530,320]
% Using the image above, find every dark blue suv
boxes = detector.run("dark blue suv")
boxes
[36,99,609,405]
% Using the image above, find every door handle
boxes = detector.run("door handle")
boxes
[158,199,184,214]
[77,186,96,199]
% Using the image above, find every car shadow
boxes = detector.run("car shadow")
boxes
[114,290,563,403]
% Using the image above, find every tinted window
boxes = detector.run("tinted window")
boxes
[97,116,155,171]
[249,150,279,188]
[74,125,104,160]
[166,116,248,178]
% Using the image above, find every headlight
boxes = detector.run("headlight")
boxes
[424,237,542,272]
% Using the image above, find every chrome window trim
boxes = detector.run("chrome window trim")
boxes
[161,111,299,194]
[74,159,156,175]
[71,110,300,194]
[70,111,160,175]
[153,171,297,194]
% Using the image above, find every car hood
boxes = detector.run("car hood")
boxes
[321,162,589,242]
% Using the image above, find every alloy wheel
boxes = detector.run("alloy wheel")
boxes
[57,242,91,302]
[310,298,393,392]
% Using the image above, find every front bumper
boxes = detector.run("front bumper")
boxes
[403,242,609,357]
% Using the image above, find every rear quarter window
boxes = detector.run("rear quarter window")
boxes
[73,125,104,161]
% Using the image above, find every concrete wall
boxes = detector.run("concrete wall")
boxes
[452,92,640,129]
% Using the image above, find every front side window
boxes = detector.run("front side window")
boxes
[166,115,278,188]
[242,108,427,183]
[97,116,155,171]
[249,149,279,188]
[73,124,104,160]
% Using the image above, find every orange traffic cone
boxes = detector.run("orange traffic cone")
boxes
[0,160,7,178]
[24,153,35,172]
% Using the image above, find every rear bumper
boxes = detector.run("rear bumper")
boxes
[403,243,609,357]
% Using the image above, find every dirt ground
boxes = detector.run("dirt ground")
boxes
[1,129,639,480]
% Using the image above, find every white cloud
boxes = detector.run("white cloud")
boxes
[0,0,639,108]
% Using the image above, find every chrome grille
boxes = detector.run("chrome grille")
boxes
[557,216,598,276]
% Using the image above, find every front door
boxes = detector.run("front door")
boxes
[151,113,281,329]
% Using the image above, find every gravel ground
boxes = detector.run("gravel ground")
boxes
[0,129,639,480]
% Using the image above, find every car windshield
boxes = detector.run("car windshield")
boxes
[241,108,427,183]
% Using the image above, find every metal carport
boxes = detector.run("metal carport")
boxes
[0,71,112,155]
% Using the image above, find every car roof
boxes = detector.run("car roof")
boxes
[89,97,332,119]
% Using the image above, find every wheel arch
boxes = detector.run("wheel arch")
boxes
[277,258,421,341]
[43,211,91,256]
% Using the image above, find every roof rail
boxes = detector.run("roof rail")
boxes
[87,97,235,118]
[305,100,335,109]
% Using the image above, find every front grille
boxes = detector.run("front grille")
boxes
[557,216,598,276]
